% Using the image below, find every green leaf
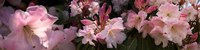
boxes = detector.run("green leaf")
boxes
[127,38,137,50]
[83,44,89,50]
[118,36,137,50]
[88,46,95,50]
[76,42,82,50]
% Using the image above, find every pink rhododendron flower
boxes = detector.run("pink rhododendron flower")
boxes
[69,0,99,17]
[96,17,126,48]
[181,6,197,21]
[88,2,99,16]
[163,20,190,46]
[149,17,170,47]
[157,3,180,23]
[125,11,147,32]
[2,5,58,50]
[140,20,154,38]
[149,26,169,48]
[26,6,58,48]
[69,0,82,16]
[0,0,5,7]
[181,42,199,50]
[77,24,97,46]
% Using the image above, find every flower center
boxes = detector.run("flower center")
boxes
[188,12,191,16]
[86,32,93,39]
[167,13,171,17]
[171,26,179,34]
[108,30,116,38]
[23,25,35,48]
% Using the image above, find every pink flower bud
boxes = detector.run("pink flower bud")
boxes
[134,0,144,9]
[134,0,149,10]
[145,6,157,14]
[180,14,188,21]
[29,2,36,6]
[81,19,93,25]
[190,33,198,42]
[105,5,112,15]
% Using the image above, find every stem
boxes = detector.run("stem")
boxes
[176,44,180,50]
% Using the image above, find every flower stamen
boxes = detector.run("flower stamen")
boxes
[23,25,35,48]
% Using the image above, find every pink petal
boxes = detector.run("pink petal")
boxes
[45,30,65,50]
[145,6,157,14]
[26,6,47,17]
[110,17,124,30]
[182,42,198,50]
[105,5,112,15]
[190,33,198,42]
[141,20,154,38]
[100,3,106,17]
[63,26,77,43]
[115,32,126,44]
[149,26,169,47]
[138,11,147,18]
[81,19,94,25]
[96,28,108,39]
[52,42,75,50]
[150,17,165,28]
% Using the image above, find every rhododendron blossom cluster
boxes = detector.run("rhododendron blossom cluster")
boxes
[0,0,200,50]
